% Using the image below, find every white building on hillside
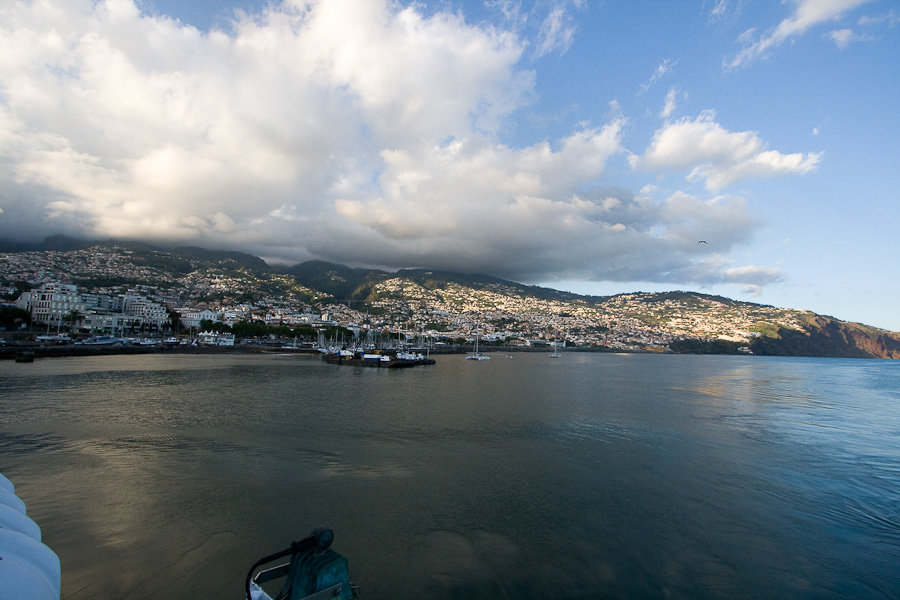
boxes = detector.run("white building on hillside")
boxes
[178,308,218,329]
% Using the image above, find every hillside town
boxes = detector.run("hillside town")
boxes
[1,245,811,352]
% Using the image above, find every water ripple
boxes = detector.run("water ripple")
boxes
[0,431,70,455]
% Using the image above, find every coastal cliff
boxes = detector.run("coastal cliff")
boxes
[750,315,900,359]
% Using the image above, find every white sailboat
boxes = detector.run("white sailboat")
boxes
[550,330,564,358]
[466,315,490,360]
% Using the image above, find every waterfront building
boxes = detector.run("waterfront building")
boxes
[120,292,168,330]
[16,283,89,329]
[16,282,169,333]
[80,312,144,333]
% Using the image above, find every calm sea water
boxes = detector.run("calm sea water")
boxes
[1,352,899,599]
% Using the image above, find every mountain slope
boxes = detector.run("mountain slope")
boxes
[285,261,597,305]
[3,241,898,358]
[283,260,389,301]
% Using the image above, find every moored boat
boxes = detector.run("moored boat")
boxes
[322,348,434,367]
[35,333,71,344]
[466,315,490,360]
[76,335,119,345]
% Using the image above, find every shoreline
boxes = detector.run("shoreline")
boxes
[0,343,282,361]
[3,341,881,361]
[0,343,590,361]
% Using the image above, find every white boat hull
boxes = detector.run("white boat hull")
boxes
[0,473,61,600]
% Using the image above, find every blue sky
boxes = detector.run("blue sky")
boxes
[1,0,898,329]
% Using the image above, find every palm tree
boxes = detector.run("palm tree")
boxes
[67,309,82,333]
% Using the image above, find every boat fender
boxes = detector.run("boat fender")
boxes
[0,472,61,600]
[0,503,42,540]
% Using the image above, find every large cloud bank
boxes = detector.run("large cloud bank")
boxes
[0,0,819,293]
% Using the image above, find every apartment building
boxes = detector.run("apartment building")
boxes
[16,283,89,327]
[16,283,169,332]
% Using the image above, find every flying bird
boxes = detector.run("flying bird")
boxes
[698,240,707,244]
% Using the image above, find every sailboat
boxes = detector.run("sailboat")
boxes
[466,316,490,360]
[550,331,564,358]
[549,342,561,358]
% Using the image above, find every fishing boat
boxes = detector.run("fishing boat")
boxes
[0,472,61,600]
[246,527,358,600]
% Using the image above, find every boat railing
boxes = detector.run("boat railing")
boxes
[246,527,357,600]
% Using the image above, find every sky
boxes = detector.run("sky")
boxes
[1,0,898,330]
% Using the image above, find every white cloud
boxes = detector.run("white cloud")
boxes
[0,0,531,241]
[534,6,576,59]
[723,265,785,295]
[331,119,627,267]
[488,0,585,60]
[634,110,822,191]
[639,58,677,93]
[709,0,729,23]
[660,87,680,119]
[725,0,872,70]
[857,8,900,27]
[828,28,855,47]
[0,0,788,295]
